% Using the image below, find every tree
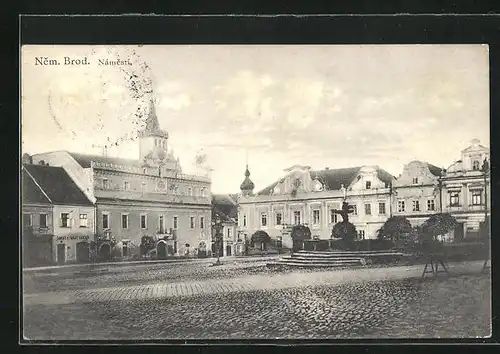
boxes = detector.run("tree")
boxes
[140,235,156,257]
[291,225,312,252]
[421,213,457,242]
[378,216,412,242]
[251,231,271,254]
[331,221,357,242]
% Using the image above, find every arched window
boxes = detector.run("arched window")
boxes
[472,160,480,171]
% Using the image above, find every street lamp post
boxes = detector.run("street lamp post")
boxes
[211,215,223,266]
[481,158,490,273]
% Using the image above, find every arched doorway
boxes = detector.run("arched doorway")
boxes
[98,243,111,261]
[157,241,167,260]
[198,241,207,258]
[76,241,90,263]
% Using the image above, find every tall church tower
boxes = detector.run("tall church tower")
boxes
[138,100,170,166]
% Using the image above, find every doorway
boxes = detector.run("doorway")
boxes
[454,222,465,241]
[99,243,111,261]
[76,241,90,263]
[157,242,167,259]
[57,243,66,264]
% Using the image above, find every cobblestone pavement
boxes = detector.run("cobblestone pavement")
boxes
[23,256,279,294]
[24,261,486,307]
[23,272,491,340]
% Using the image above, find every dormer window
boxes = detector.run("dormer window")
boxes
[412,177,419,184]
[365,181,371,189]
[472,160,480,171]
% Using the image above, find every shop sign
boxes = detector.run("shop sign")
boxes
[56,235,90,241]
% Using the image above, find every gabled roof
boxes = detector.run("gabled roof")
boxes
[22,169,51,205]
[257,166,395,196]
[68,152,141,168]
[22,164,93,206]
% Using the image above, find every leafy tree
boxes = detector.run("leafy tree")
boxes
[251,231,271,253]
[140,235,156,257]
[291,225,312,252]
[378,216,412,241]
[331,222,357,242]
[421,213,457,241]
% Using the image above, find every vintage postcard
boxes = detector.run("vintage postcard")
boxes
[21,44,491,340]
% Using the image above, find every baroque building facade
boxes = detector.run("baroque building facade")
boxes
[31,101,212,260]
[440,139,490,241]
[392,160,444,227]
[237,164,396,248]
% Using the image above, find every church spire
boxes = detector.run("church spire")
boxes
[140,99,168,139]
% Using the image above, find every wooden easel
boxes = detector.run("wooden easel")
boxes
[421,254,449,278]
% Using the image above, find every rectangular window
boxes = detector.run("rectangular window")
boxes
[23,213,32,228]
[159,215,164,233]
[141,182,146,193]
[365,181,371,189]
[79,214,88,227]
[103,179,109,189]
[227,228,232,238]
[102,213,109,229]
[358,230,365,239]
[60,213,70,227]
[188,187,193,196]
[141,214,147,229]
[412,200,420,212]
[398,200,405,213]
[450,192,460,206]
[124,181,129,190]
[413,177,419,184]
[330,210,338,224]
[121,214,129,229]
[243,214,247,227]
[294,211,301,225]
[39,214,47,228]
[276,212,282,225]
[364,203,371,215]
[427,199,435,211]
[313,209,320,224]
[378,202,386,215]
[173,216,178,229]
[200,188,205,197]
[261,213,267,227]
[472,190,482,205]
[190,216,195,229]
[200,216,205,229]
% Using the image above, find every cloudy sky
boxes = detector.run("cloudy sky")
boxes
[21,45,490,194]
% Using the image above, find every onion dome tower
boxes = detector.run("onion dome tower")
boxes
[240,165,255,196]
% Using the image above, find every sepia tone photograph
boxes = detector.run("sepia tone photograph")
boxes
[21,44,491,340]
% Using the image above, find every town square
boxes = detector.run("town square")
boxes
[21,44,491,340]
